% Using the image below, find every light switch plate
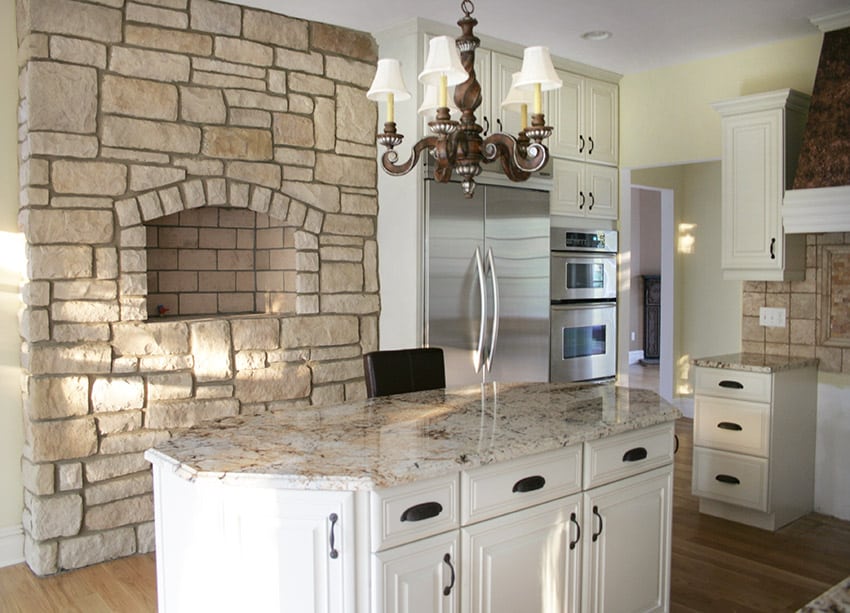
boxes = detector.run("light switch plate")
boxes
[759,306,787,328]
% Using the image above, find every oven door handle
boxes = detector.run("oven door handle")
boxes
[473,247,486,374]
[485,247,500,373]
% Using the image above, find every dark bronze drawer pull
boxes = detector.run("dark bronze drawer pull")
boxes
[512,475,546,493]
[569,512,581,550]
[442,553,456,596]
[622,447,648,462]
[715,474,741,485]
[718,380,744,389]
[717,421,743,431]
[400,501,443,522]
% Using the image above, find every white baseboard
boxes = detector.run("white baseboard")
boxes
[0,524,24,568]
[629,350,644,365]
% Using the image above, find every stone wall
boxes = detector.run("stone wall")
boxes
[742,232,850,373]
[16,0,379,574]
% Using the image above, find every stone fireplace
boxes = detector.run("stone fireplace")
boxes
[16,0,379,574]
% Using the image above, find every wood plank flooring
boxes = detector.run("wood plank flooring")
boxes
[0,417,848,612]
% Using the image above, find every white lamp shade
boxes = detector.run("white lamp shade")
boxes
[501,72,535,112]
[515,46,562,91]
[418,84,461,119]
[418,36,468,86]
[367,59,411,101]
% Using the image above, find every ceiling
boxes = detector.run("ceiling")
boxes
[230,0,847,75]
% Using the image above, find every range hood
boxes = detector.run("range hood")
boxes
[783,10,850,233]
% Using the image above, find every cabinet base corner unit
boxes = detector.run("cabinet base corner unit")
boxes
[691,363,818,531]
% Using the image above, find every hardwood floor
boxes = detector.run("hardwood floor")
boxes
[0,417,848,612]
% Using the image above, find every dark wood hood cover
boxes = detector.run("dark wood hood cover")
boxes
[792,27,850,189]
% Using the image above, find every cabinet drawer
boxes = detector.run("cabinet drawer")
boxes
[694,396,770,457]
[583,423,675,489]
[460,445,582,525]
[370,474,459,552]
[692,447,769,511]
[695,367,771,403]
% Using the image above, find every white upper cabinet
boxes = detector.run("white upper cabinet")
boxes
[552,159,618,220]
[713,89,809,281]
[490,52,524,137]
[550,72,618,166]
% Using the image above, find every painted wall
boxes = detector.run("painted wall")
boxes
[620,34,823,169]
[629,189,661,353]
[0,0,25,560]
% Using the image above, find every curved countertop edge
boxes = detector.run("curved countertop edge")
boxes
[145,382,682,491]
[692,353,819,373]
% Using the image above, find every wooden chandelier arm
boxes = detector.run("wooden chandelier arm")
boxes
[481,134,549,180]
[380,136,439,176]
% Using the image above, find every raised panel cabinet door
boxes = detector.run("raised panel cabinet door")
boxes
[474,48,493,137]
[582,466,672,613]
[373,530,460,613]
[552,158,584,216]
[721,109,783,273]
[462,495,582,613]
[491,52,524,137]
[549,70,584,160]
[584,165,618,220]
[585,79,618,165]
[224,487,355,613]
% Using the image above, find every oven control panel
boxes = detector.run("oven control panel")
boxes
[551,228,618,253]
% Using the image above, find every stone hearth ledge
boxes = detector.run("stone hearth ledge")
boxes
[145,382,681,490]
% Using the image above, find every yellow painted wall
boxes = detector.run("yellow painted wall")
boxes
[1,0,24,533]
[620,34,823,169]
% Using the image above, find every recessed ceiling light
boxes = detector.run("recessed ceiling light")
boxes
[581,30,612,41]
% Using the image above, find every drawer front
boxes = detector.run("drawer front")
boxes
[460,445,582,525]
[370,475,459,552]
[583,423,675,489]
[695,367,771,403]
[692,446,769,511]
[694,396,770,457]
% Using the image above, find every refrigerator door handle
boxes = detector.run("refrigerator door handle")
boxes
[485,247,500,373]
[473,247,486,374]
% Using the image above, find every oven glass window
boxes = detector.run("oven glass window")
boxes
[567,262,605,290]
[562,324,607,359]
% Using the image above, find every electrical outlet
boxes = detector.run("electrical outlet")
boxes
[759,307,787,328]
[631,331,636,341]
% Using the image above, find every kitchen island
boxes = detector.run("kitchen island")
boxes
[146,381,681,613]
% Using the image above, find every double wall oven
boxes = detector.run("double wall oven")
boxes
[550,228,618,382]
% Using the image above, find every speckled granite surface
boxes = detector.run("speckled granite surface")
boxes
[692,353,819,373]
[146,382,680,490]
[797,576,850,612]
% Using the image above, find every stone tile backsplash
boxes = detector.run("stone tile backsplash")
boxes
[742,233,850,374]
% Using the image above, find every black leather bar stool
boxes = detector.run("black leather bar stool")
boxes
[362,347,446,398]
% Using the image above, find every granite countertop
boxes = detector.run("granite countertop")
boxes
[145,382,681,491]
[798,576,850,612]
[692,352,819,373]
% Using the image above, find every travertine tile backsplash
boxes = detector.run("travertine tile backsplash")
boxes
[742,233,850,373]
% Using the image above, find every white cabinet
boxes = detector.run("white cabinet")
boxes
[691,363,818,530]
[552,159,618,220]
[225,487,356,613]
[461,495,582,613]
[581,467,672,613]
[550,73,618,166]
[712,89,810,281]
[373,531,460,613]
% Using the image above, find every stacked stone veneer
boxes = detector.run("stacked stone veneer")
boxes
[16,0,380,574]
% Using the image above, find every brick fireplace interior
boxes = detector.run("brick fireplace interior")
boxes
[17,0,379,574]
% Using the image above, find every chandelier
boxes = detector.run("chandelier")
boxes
[367,0,562,197]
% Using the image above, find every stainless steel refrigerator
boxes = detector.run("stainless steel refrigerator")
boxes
[424,179,550,387]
